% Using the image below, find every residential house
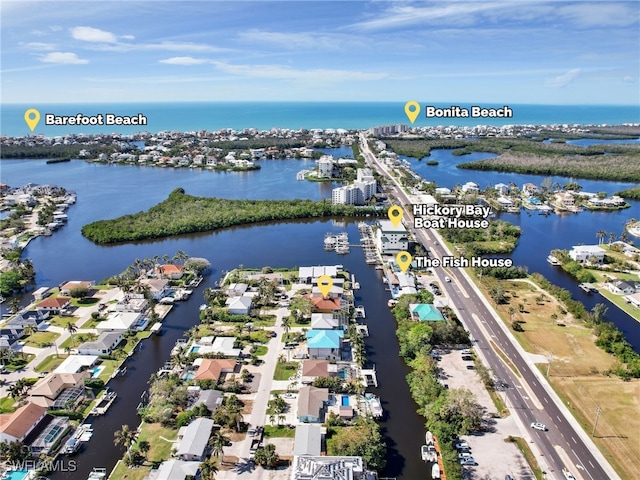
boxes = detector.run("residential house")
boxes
[0,402,48,443]
[28,371,90,409]
[193,358,237,382]
[226,283,249,297]
[175,417,214,461]
[96,311,145,332]
[291,455,368,480]
[32,287,51,301]
[297,386,329,423]
[375,220,409,254]
[410,304,445,322]
[59,281,94,296]
[301,360,330,384]
[193,389,223,413]
[306,329,344,361]
[151,460,200,480]
[434,187,451,195]
[139,278,170,300]
[606,279,635,295]
[294,424,322,457]
[555,192,575,208]
[522,183,539,197]
[298,266,339,285]
[569,245,605,264]
[35,296,71,314]
[461,181,479,193]
[115,295,148,312]
[6,309,50,331]
[226,295,252,315]
[494,183,510,195]
[625,292,640,308]
[310,313,340,330]
[155,264,184,280]
[53,355,99,374]
[77,331,123,356]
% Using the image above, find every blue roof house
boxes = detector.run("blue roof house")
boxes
[306,329,344,361]
[409,304,445,322]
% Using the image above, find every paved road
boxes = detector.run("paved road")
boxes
[359,133,619,480]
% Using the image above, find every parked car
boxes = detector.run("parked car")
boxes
[462,355,474,361]
[461,349,472,355]
[531,422,547,431]
[459,457,477,466]
[269,331,277,337]
[454,440,469,450]
[505,475,514,480]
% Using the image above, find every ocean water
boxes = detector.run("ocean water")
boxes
[1,102,639,137]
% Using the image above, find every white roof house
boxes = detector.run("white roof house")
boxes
[212,337,241,357]
[155,459,200,480]
[311,313,340,330]
[53,355,99,374]
[176,417,215,461]
[96,311,144,332]
[226,295,252,315]
[569,245,605,264]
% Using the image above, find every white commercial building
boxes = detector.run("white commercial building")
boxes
[375,219,409,254]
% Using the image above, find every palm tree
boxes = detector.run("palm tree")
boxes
[7,298,21,314]
[596,230,606,245]
[200,458,219,480]
[66,321,78,346]
[113,424,136,464]
[608,232,616,245]
[0,347,13,367]
[137,439,150,462]
[209,431,228,464]
[281,316,291,360]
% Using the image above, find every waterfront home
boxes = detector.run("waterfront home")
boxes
[0,402,47,443]
[317,155,334,178]
[193,358,237,382]
[297,386,329,423]
[495,183,510,195]
[606,279,636,295]
[59,280,95,296]
[96,311,146,332]
[77,331,124,356]
[115,294,148,312]
[522,183,539,196]
[28,371,90,409]
[461,181,479,193]
[53,355,99,374]
[244,272,284,284]
[310,295,342,314]
[410,304,445,322]
[226,282,249,297]
[189,336,241,357]
[155,263,184,279]
[568,245,605,264]
[306,329,344,361]
[149,460,200,480]
[311,282,344,299]
[291,455,367,480]
[435,187,452,195]
[375,219,409,255]
[294,424,322,456]
[175,417,215,461]
[301,360,330,384]
[226,295,252,315]
[624,292,640,308]
[192,389,224,413]
[5,309,50,330]
[310,313,341,330]
[139,278,170,300]
[35,296,71,314]
[555,192,575,208]
[0,331,21,349]
[497,196,513,207]
[298,265,340,284]
[32,286,52,301]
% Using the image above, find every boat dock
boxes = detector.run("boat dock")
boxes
[324,232,350,254]
[547,254,561,266]
[579,283,598,294]
[362,392,384,418]
[358,222,380,264]
[360,365,378,387]
[90,389,117,415]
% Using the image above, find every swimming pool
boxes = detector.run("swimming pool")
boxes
[189,345,201,354]
[91,365,105,378]
[341,395,349,407]
[4,470,28,480]
[183,372,195,381]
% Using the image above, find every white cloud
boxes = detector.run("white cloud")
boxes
[71,26,118,43]
[39,52,89,64]
[623,75,635,82]
[545,68,581,88]
[21,42,55,51]
[160,56,208,65]
[211,61,388,82]
[237,30,366,51]
[121,35,135,40]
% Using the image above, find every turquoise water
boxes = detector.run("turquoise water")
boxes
[341,395,349,406]
[5,470,28,480]
[2,102,638,136]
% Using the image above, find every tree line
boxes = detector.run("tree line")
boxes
[81,187,381,244]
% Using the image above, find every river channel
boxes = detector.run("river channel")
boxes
[1,143,639,479]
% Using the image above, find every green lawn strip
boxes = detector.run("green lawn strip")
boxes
[59,333,97,350]
[5,353,35,371]
[273,362,298,381]
[47,315,75,328]
[108,461,149,480]
[34,354,68,373]
[487,389,509,417]
[254,346,268,356]
[70,297,100,308]
[251,316,276,327]
[263,425,296,438]
[0,396,16,413]
[595,287,640,323]
[591,270,639,283]
[23,331,60,348]
[136,422,179,462]
[81,317,103,329]
[505,436,544,480]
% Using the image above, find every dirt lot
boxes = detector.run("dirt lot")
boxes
[437,348,535,480]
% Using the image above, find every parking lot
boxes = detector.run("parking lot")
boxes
[436,348,536,480]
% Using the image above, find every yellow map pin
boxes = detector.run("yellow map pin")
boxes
[388,205,404,228]
[404,101,420,124]
[396,251,412,273]
[24,108,41,132]
[317,275,333,298]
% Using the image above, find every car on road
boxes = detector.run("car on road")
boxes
[269,331,277,337]
[531,422,547,431]
[444,276,451,282]
[459,457,477,466]
[465,364,474,370]
[562,468,576,480]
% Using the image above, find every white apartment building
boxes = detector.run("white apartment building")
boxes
[375,219,409,254]
[317,155,334,178]
[332,168,377,205]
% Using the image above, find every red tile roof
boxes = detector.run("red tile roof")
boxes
[194,359,236,381]
[36,297,71,309]
[0,402,47,440]
[310,296,341,311]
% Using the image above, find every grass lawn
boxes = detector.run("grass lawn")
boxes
[47,315,76,328]
[59,333,97,350]
[137,422,178,462]
[34,354,68,373]
[263,425,296,438]
[591,270,639,283]
[595,287,640,323]
[109,461,150,480]
[254,346,268,356]
[252,315,277,327]
[0,396,16,413]
[81,317,104,329]
[70,297,100,307]
[5,353,35,372]
[24,330,60,348]
[274,361,298,381]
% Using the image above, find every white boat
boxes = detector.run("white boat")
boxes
[62,424,93,454]
[364,392,383,418]
[199,303,208,311]
[150,322,162,335]
[425,431,434,445]
[87,468,107,480]
[432,463,441,479]
[421,445,429,461]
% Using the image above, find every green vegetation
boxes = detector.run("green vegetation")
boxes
[440,220,521,255]
[34,354,68,373]
[82,188,380,244]
[23,331,60,348]
[0,251,36,296]
[326,416,386,471]
[505,436,545,480]
[273,361,298,381]
[616,186,640,200]
[263,425,296,438]
[0,396,16,413]
[383,137,640,182]
[549,249,597,283]
[0,144,112,159]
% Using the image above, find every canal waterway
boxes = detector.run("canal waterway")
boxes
[1,144,639,478]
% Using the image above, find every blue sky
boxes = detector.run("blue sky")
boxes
[1,1,638,105]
